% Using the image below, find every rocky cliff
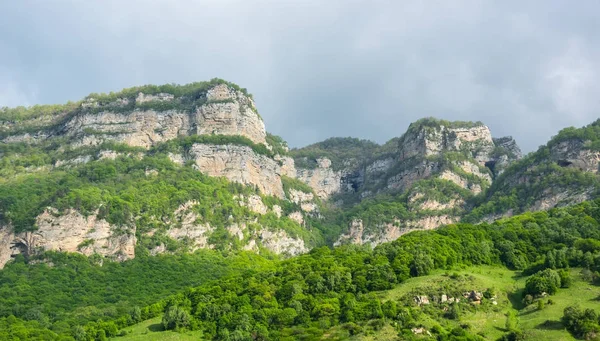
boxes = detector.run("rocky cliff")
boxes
[0,79,318,267]
[0,80,598,265]
[3,83,266,148]
[465,120,600,222]
[291,118,597,246]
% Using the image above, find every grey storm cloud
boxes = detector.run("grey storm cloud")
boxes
[1,0,599,152]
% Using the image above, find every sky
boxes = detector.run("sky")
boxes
[1,1,599,153]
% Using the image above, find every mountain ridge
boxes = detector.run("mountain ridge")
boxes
[0,80,599,267]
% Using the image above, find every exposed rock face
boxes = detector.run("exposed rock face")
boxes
[0,209,136,269]
[366,158,394,176]
[334,215,457,247]
[418,199,463,211]
[246,195,268,215]
[63,109,192,148]
[296,158,342,199]
[163,202,214,252]
[288,212,304,225]
[0,227,16,269]
[54,155,92,167]
[529,188,595,211]
[189,144,285,198]
[490,136,523,176]
[136,92,174,103]
[257,230,308,256]
[493,136,522,159]
[277,156,297,178]
[4,84,266,149]
[398,123,494,164]
[288,189,318,213]
[195,84,266,145]
[148,200,308,256]
[387,159,442,192]
[550,140,600,173]
[439,170,483,194]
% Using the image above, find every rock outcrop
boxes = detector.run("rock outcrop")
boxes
[195,84,266,145]
[59,84,266,148]
[0,208,136,269]
[188,144,285,198]
[550,140,600,173]
[334,214,457,247]
[3,83,266,149]
[397,122,494,163]
[295,158,342,199]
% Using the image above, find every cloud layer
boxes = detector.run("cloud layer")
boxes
[1,1,599,152]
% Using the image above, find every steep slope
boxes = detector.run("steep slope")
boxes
[292,119,599,247]
[465,119,600,222]
[0,80,322,267]
[10,197,599,341]
[291,118,522,246]
[1,79,599,265]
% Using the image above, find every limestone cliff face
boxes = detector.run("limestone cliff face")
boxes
[0,209,136,269]
[550,140,600,173]
[187,144,285,198]
[195,85,266,145]
[3,79,598,260]
[320,121,524,247]
[334,215,457,247]
[0,195,310,268]
[398,123,494,164]
[295,158,342,199]
[63,109,192,148]
[58,84,266,148]
[491,136,522,176]
[293,121,515,203]
[149,199,307,257]
[3,83,266,149]
[473,131,600,222]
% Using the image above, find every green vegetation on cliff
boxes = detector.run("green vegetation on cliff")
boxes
[548,119,600,151]
[0,78,251,124]
[290,137,380,170]
[465,120,600,222]
[0,153,319,250]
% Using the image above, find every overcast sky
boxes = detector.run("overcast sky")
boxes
[1,1,599,152]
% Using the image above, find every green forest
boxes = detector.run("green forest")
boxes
[3,198,600,340]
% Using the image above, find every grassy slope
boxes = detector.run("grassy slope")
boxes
[117,317,205,341]
[117,266,598,341]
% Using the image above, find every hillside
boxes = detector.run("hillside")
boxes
[1,81,599,264]
[1,80,600,341]
[4,198,600,340]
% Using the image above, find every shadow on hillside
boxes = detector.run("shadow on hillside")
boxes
[148,323,164,332]
[508,288,525,310]
[536,320,563,331]
[519,308,540,316]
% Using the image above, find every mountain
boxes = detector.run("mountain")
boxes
[1,80,599,269]
[1,79,600,341]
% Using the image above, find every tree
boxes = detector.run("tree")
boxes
[563,305,600,339]
[411,252,434,277]
[558,269,572,288]
[162,306,191,331]
[525,269,561,296]
[130,306,142,323]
